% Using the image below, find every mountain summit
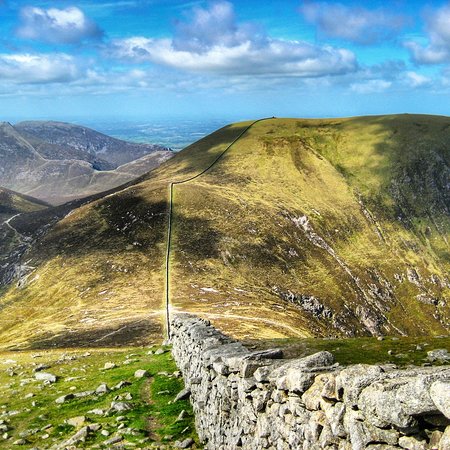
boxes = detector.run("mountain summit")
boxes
[0,115,448,349]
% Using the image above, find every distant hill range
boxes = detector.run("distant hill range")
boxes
[0,114,448,349]
[0,121,173,205]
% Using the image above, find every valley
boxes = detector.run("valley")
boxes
[0,121,173,205]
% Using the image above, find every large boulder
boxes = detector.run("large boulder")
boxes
[430,380,450,419]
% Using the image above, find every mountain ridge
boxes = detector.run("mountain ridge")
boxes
[0,120,173,205]
[0,114,448,349]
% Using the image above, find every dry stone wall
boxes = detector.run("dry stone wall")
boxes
[170,314,450,450]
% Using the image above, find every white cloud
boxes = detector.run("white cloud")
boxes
[406,4,450,64]
[0,53,79,84]
[109,36,356,77]
[350,79,392,94]
[17,6,103,44]
[300,1,407,45]
[172,0,262,52]
[403,71,431,88]
[108,1,357,78]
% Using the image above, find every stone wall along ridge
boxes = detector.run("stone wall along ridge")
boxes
[170,314,450,450]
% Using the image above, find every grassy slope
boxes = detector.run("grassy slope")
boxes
[0,116,448,349]
[243,335,450,366]
[0,346,198,448]
[0,188,49,219]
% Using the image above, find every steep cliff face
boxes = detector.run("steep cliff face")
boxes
[0,121,172,205]
[0,115,448,349]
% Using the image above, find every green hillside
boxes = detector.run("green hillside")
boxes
[0,187,49,219]
[0,115,448,349]
[0,188,50,275]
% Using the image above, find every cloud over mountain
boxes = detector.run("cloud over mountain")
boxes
[16,6,103,44]
[109,1,357,78]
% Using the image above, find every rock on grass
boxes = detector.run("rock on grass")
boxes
[134,369,150,378]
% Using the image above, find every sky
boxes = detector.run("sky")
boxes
[0,0,450,122]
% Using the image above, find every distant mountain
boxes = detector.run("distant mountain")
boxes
[0,115,448,349]
[0,121,173,205]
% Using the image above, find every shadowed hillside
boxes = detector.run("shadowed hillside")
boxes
[0,187,49,220]
[0,115,448,349]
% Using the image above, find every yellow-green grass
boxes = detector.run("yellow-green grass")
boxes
[243,335,450,367]
[0,116,448,348]
[0,188,49,219]
[0,347,198,449]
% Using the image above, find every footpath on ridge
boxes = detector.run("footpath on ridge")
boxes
[163,117,274,336]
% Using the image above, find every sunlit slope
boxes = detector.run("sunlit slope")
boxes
[0,116,448,348]
[0,122,255,348]
[169,116,449,338]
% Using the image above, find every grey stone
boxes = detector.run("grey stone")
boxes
[398,435,426,450]
[55,394,74,404]
[103,435,122,445]
[254,366,272,383]
[114,380,131,389]
[336,364,383,406]
[174,388,191,402]
[32,364,50,373]
[110,401,132,412]
[74,390,94,398]
[358,372,447,428]
[212,362,229,375]
[430,380,450,418]
[428,349,450,362]
[243,348,283,361]
[439,426,450,450]
[134,369,150,378]
[35,372,57,383]
[103,362,116,370]
[241,360,272,378]
[95,383,110,395]
[169,314,450,450]
[57,426,89,448]
[345,409,398,450]
[174,438,194,448]
[302,374,330,410]
[88,423,101,432]
[87,408,105,415]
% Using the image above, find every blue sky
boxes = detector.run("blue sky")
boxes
[0,0,450,121]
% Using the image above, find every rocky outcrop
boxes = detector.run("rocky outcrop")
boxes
[170,314,450,450]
